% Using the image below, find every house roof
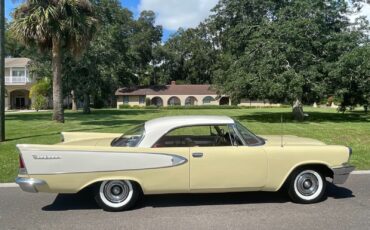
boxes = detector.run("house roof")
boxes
[115,84,218,96]
[5,58,31,68]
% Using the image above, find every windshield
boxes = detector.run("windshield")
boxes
[234,121,265,146]
[111,124,145,147]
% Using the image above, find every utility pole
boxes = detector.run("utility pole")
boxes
[0,0,5,141]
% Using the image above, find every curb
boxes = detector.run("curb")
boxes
[0,171,369,188]
[351,170,370,175]
[0,183,18,188]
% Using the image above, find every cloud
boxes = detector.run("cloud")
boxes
[139,0,219,31]
[359,4,370,20]
[348,3,370,22]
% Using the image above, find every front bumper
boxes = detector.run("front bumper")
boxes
[331,165,355,184]
[15,177,46,193]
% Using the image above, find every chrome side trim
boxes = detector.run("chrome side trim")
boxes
[30,157,188,175]
[331,165,355,184]
[18,150,189,175]
[15,177,46,193]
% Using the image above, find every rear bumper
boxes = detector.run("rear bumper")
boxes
[15,177,46,193]
[331,165,355,184]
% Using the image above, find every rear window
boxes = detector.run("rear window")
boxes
[111,124,145,147]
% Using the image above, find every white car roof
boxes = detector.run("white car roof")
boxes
[139,115,234,147]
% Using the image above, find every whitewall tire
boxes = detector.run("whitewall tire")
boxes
[288,169,326,204]
[94,180,140,211]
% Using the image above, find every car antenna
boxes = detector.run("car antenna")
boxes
[281,114,284,147]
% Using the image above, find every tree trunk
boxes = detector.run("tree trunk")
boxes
[83,93,90,114]
[71,90,77,111]
[51,37,64,122]
[292,99,304,121]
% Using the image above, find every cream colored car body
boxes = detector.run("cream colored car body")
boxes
[16,116,352,195]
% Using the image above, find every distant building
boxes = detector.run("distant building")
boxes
[4,58,35,110]
[115,81,281,108]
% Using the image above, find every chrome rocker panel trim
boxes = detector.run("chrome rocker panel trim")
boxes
[15,177,46,193]
[331,165,355,184]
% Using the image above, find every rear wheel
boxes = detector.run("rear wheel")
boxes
[288,169,326,204]
[94,180,140,211]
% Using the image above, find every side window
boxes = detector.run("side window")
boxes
[153,125,235,148]
[139,96,146,104]
[123,96,129,104]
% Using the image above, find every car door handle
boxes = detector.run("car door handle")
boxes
[192,152,203,158]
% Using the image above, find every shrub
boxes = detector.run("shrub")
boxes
[118,104,131,109]
[145,105,160,109]
[118,104,287,110]
[163,105,241,110]
[145,98,151,106]
[32,95,47,111]
[30,78,51,98]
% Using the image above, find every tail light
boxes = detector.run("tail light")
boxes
[19,154,27,175]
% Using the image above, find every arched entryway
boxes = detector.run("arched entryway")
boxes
[202,96,215,105]
[167,96,181,106]
[10,89,31,109]
[219,97,230,105]
[185,96,198,106]
[151,97,163,106]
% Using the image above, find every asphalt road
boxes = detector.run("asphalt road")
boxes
[0,174,369,230]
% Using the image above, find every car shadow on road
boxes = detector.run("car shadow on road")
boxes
[42,183,354,211]
[326,182,355,199]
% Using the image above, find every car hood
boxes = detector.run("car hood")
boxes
[60,137,115,146]
[259,135,326,146]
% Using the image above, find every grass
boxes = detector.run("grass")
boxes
[1,107,369,182]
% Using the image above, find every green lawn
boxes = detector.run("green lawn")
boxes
[1,107,369,182]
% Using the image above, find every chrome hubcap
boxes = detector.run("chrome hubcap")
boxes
[103,181,130,203]
[296,173,319,196]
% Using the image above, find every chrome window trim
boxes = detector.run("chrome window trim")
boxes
[150,123,235,148]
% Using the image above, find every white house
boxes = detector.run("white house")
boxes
[5,58,35,110]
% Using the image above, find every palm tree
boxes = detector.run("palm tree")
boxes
[11,0,98,122]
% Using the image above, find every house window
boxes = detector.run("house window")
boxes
[12,68,26,77]
[123,96,129,104]
[139,96,146,104]
[203,96,215,104]
[185,96,198,105]
[167,96,181,106]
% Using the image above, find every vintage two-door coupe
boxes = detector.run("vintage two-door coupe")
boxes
[16,115,354,211]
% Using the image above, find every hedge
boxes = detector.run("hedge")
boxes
[118,104,289,110]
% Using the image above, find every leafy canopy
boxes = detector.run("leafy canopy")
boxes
[11,0,98,55]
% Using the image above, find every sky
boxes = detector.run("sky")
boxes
[4,0,370,42]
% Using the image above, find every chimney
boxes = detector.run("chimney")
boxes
[171,81,176,85]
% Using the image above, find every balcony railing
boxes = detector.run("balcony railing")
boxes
[5,76,32,85]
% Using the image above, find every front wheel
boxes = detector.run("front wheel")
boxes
[94,180,140,211]
[288,169,326,204]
